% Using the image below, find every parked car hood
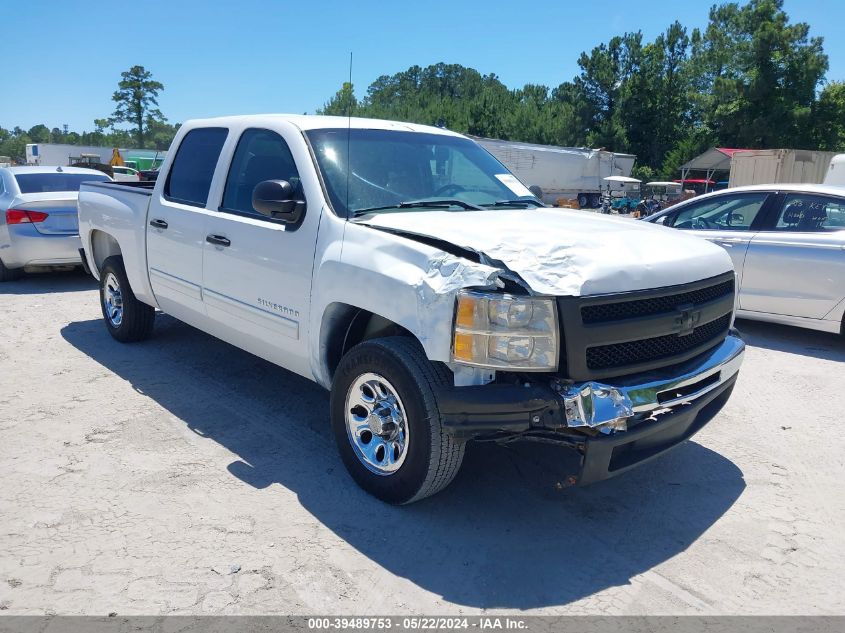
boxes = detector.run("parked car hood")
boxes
[357,208,734,296]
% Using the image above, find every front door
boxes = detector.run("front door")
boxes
[666,191,772,307]
[146,127,228,322]
[201,127,317,376]
[741,191,845,318]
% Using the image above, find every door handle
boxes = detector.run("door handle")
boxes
[149,218,168,229]
[206,234,231,247]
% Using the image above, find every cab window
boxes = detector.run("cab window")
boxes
[772,193,845,231]
[669,193,769,231]
[221,128,302,216]
[164,127,228,207]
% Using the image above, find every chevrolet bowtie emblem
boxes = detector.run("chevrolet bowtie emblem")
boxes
[674,303,702,336]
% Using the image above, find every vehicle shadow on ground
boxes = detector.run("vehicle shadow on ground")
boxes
[736,318,845,362]
[0,268,95,295]
[62,315,745,610]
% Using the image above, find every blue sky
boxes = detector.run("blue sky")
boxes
[3,0,843,132]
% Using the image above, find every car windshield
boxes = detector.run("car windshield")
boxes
[305,128,538,217]
[14,172,110,194]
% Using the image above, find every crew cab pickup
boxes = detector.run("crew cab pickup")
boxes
[78,115,745,504]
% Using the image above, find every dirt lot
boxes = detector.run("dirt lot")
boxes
[1,270,844,615]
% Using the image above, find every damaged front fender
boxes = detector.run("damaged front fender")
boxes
[309,219,514,388]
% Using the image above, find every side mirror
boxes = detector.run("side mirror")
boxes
[252,179,305,224]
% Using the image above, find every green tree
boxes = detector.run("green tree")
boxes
[110,65,166,147]
[27,124,50,143]
[812,81,845,150]
[573,36,629,150]
[690,0,827,148]
[318,82,358,116]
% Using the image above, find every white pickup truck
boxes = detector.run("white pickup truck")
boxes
[77,114,745,504]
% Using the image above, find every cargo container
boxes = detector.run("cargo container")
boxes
[25,143,116,166]
[25,144,166,171]
[728,149,838,187]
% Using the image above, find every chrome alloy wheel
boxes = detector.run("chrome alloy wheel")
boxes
[103,272,124,327]
[344,372,409,475]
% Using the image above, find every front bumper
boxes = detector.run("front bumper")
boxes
[2,224,82,268]
[436,333,745,485]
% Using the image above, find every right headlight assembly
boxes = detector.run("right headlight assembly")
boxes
[451,290,559,371]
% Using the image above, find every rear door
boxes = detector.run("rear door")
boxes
[146,127,228,321]
[741,191,845,318]
[665,191,773,305]
[201,126,316,375]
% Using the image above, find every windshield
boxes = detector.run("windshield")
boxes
[305,128,537,217]
[14,172,110,194]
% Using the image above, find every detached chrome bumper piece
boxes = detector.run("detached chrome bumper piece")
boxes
[436,333,745,486]
[559,333,745,433]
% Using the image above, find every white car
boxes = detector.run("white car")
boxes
[111,166,140,182]
[0,165,111,280]
[645,184,845,335]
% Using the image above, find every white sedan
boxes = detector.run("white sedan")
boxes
[644,184,845,335]
[111,165,141,182]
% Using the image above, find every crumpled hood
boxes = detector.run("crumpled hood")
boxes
[358,208,733,296]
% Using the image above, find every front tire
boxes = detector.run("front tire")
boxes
[99,255,155,342]
[330,337,465,504]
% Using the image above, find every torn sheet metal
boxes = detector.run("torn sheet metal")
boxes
[417,252,501,299]
[309,218,509,386]
[560,382,634,434]
[359,208,733,297]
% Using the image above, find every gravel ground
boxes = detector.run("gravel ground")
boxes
[1,270,843,615]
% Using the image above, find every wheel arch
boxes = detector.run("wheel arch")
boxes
[89,230,122,275]
[318,302,419,388]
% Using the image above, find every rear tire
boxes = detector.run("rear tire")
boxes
[99,255,155,342]
[0,258,23,282]
[330,336,465,504]
[577,193,589,209]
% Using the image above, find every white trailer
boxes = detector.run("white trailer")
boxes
[25,143,117,166]
[728,149,838,188]
[822,154,845,186]
[472,137,636,207]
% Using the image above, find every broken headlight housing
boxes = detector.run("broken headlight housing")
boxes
[452,290,559,371]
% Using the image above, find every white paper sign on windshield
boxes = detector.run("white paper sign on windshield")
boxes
[495,174,534,198]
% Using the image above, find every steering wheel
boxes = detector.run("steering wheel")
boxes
[693,217,715,229]
[433,183,467,197]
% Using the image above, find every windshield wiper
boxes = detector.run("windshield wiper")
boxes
[484,199,545,208]
[352,198,486,217]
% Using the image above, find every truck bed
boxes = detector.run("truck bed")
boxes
[77,179,157,306]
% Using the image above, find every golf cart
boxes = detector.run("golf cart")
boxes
[636,181,684,217]
[600,176,641,213]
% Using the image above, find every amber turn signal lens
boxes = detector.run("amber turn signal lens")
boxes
[453,332,474,361]
[455,295,477,329]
